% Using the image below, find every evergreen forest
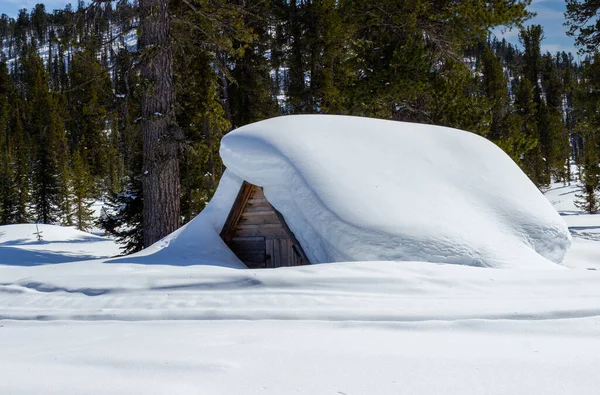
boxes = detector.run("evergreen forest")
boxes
[0,0,598,253]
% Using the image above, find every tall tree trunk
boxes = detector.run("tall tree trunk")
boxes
[140,0,180,247]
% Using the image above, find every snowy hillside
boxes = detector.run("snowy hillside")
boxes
[545,181,600,270]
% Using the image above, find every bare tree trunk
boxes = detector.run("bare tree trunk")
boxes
[140,0,180,247]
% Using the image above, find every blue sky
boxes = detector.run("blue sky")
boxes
[494,0,578,56]
[0,1,76,17]
[0,0,580,55]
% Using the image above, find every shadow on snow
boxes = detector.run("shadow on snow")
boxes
[0,245,106,266]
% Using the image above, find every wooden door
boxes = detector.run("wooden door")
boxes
[221,182,310,268]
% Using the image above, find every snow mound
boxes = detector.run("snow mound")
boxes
[0,224,121,266]
[105,173,247,269]
[220,115,570,268]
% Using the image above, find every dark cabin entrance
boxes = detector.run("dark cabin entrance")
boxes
[220,182,310,269]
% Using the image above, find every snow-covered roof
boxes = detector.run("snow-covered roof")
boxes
[219,115,570,268]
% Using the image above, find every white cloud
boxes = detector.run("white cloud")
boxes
[494,0,578,54]
[0,1,74,16]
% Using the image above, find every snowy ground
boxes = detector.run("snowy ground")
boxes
[0,181,599,394]
[544,181,600,270]
[0,223,121,265]
[2,260,600,395]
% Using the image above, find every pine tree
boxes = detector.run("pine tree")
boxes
[0,60,18,224]
[574,127,600,214]
[573,53,600,213]
[71,149,95,231]
[482,46,509,142]
[339,0,531,121]
[566,1,600,52]
[98,177,143,254]
[228,0,279,127]
[67,49,113,185]
[561,55,577,184]
[518,25,550,186]
[19,45,65,224]
[514,76,543,182]
[540,53,569,182]
[286,0,309,113]
[57,157,73,227]
[480,44,537,167]
[429,59,492,136]
[11,103,31,223]
[171,0,253,222]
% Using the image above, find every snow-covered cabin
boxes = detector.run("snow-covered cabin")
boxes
[220,181,309,268]
[216,114,570,269]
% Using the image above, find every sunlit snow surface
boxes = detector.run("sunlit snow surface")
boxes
[545,181,600,270]
[1,118,600,394]
[0,224,120,265]
[221,115,570,268]
[1,259,600,395]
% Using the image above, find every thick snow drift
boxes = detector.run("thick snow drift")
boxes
[221,115,570,268]
[104,173,246,269]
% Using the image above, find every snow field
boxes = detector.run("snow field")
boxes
[2,318,600,395]
[0,223,120,265]
[2,257,600,394]
[0,117,599,394]
[1,260,600,322]
[545,180,600,269]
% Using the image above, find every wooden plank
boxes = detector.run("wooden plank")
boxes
[232,236,264,242]
[253,188,266,198]
[283,239,290,267]
[241,210,276,217]
[247,198,268,204]
[292,243,300,266]
[272,239,280,268]
[236,223,283,230]
[229,239,265,253]
[244,202,273,213]
[236,252,266,263]
[238,216,281,226]
[239,213,281,226]
[270,205,310,265]
[234,227,289,239]
[285,239,292,267]
[220,182,255,243]
[265,239,274,268]
[289,241,295,267]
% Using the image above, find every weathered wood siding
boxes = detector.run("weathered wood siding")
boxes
[220,183,309,269]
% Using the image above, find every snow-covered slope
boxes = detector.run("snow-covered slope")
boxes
[221,115,570,268]
[544,180,600,270]
[101,172,247,269]
[0,224,120,265]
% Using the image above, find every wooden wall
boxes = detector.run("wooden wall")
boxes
[220,183,309,269]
